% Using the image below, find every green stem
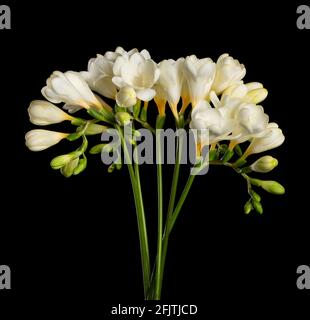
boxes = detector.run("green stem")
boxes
[166,130,183,227]
[169,173,196,231]
[159,131,183,298]
[158,172,197,296]
[154,130,163,300]
[116,125,151,299]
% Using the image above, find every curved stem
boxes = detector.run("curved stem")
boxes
[116,125,150,299]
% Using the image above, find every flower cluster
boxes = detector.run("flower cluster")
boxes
[25,47,285,213]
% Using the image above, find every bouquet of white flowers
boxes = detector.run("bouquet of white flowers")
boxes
[25,47,285,300]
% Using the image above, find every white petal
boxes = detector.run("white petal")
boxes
[136,88,156,101]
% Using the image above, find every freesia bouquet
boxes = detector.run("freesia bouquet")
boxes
[25,47,285,300]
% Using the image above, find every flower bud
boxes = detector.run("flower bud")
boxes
[60,158,79,178]
[89,144,106,154]
[250,156,278,173]
[115,112,132,126]
[252,200,263,214]
[244,88,268,104]
[244,200,253,214]
[50,152,78,169]
[84,124,108,135]
[250,190,261,202]
[261,180,285,195]
[73,157,87,175]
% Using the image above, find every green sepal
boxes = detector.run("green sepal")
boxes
[140,107,147,122]
[156,114,166,129]
[71,118,86,126]
[240,166,252,174]
[221,149,234,162]
[115,104,127,113]
[209,149,218,161]
[233,158,247,168]
[177,114,185,128]
[133,100,141,118]
[249,178,262,187]
[234,144,243,157]
[217,144,228,157]
[88,108,114,124]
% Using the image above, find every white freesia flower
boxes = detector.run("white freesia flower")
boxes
[80,53,117,99]
[112,51,159,101]
[28,100,73,125]
[157,58,184,119]
[25,129,69,151]
[158,58,184,118]
[245,123,285,155]
[42,71,102,111]
[233,104,269,143]
[190,100,234,145]
[183,55,216,107]
[222,82,268,105]
[116,86,137,108]
[212,54,246,94]
[80,47,143,99]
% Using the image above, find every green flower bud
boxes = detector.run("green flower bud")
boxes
[73,156,87,175]
[108,163,116,173]
[67,131,83,141]
[261,180,285,195]
[89,144,106,154]
[244,200,253,214]
[50,152,78,170]
[115,112,132,126]
[250,156,278,173]
[85,124,108,135]
[71,118,86,126]
[60,158,79,178]
[250,190,261,202]
[252,200,263,214]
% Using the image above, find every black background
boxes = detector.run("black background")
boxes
[0,0,308,317]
